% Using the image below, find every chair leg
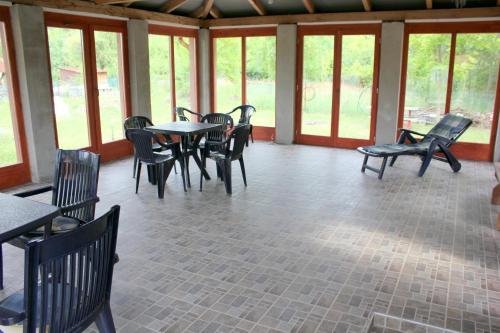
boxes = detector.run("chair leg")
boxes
[135,162,142,194]
[95,302,116,333]
[173,161,177,174]
[0,244,3,290]
[216,163,223,180]
[185,155,191,188]
[200,151,206,192]
[157,164,165,199]
[239,157,247,186]
[361,155,369,173]
[133,156,137,179]
[250,125,254,143]
[223,159,232,195]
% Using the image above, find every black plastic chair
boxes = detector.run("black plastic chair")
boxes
[126,128,181,198]
[1,149,101,290]
[200,125,250,195]
[0,206,120,333]
[358,114,473,179]
[175,107,202,122]
[226,105,256,146]
[124,116,176,178]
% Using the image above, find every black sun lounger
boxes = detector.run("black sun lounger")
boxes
[357,114,473,179]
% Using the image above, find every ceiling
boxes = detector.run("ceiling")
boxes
[127,0,498,18]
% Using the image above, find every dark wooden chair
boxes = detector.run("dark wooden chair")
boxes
[175,107,202,122]
[200,125,250,195]
[226,105,256,146]
[126,128,180,198]
[124,116,177,178]
[0,205,121,333]
[0,149,101,290]
[358,114,473,179]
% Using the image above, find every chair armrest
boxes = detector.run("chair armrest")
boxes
[14,185,53,198]
[0,304,25,326]
[60,197,99,215]
[399,128,427,137]
[153,136,179,149]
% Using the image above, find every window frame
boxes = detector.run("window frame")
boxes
[398,21,500,161]
[0,6,30,189]
[210,27,277,141]
[148,24,199,122]
[44,12,132,162]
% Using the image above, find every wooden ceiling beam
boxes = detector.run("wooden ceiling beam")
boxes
[209,5,222,18]
[248,0,267,15]
[426,0,432,9]
[302,0,315,13]
[94,0,135,4]
[13,0,201,26]
[190,0,214,18]
[497,0,500,5]
[202,7,500,27]
[160,0,189,13]
[361,0,371,11]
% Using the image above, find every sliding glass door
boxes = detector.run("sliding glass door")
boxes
[296,25,380,148]
[45,13,131,162]
[0,8,30,188]
[149,26,197,124]
[211,28,277,140]
[400,23,500,160]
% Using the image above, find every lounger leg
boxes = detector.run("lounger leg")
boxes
[440,145,461,172]
[418,149,435,177]
[361,155,369,173]
[379,157,388,180]
[389,156,398,167]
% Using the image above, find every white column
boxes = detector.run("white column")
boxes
[275,24,297,144]
[10,5,56,183]
[375,22,404,144]
[127,19,151,118]
[197,28,210,115]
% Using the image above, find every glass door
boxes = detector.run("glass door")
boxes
[45,14,131,162]
[295,25,380,148]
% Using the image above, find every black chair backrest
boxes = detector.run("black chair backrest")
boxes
[228,105,256,125]
[123,116,153,140]
[230,125,251,160]
[52,150,100,222]
[126,128,157,164]
[23,206,120,333]
[424,114,473,145]
[201,113,234,143]
[175,107,201,122]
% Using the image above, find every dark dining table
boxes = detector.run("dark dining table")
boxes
[147,122,224,192]
[0,192,60,288]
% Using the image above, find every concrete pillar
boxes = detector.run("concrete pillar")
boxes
[375,22,404,145]
[198,28,210,115]
[10,5,56,183]
[275,24,297,144]
[127,19,151,118]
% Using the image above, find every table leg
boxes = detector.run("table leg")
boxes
[192,149,211,181]
[178,137,188,192]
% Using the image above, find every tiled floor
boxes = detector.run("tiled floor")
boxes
[2,142,500,333]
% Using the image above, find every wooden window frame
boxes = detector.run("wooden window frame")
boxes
[294,24,381,149]
[210,27,277,141]
[398,21,500,161]
[44,12,132,162]
[0,6,31,189]
[148,24,199,123]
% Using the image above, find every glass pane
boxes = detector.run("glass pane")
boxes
[215,37,242,113]
[0,23,20,167]
[149,34,172,124]
[338,35,375,140]
[403,34,451,134]
[450,33,500,144]
[246,36,276,127]
[48,27,91,149]
[301,35,334,136]
[174,36,197,119]
[94,31,126,144]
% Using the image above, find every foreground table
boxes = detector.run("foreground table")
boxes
[0,192,60,288]
[147,122,223,192]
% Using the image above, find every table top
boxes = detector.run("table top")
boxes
[147,122,223,136]
[0,193,60,243]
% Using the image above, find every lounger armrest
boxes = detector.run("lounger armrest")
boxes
[0,305,25,326]
[399,128,426,137]
[14,185,54,198]
[427,134,453,146]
